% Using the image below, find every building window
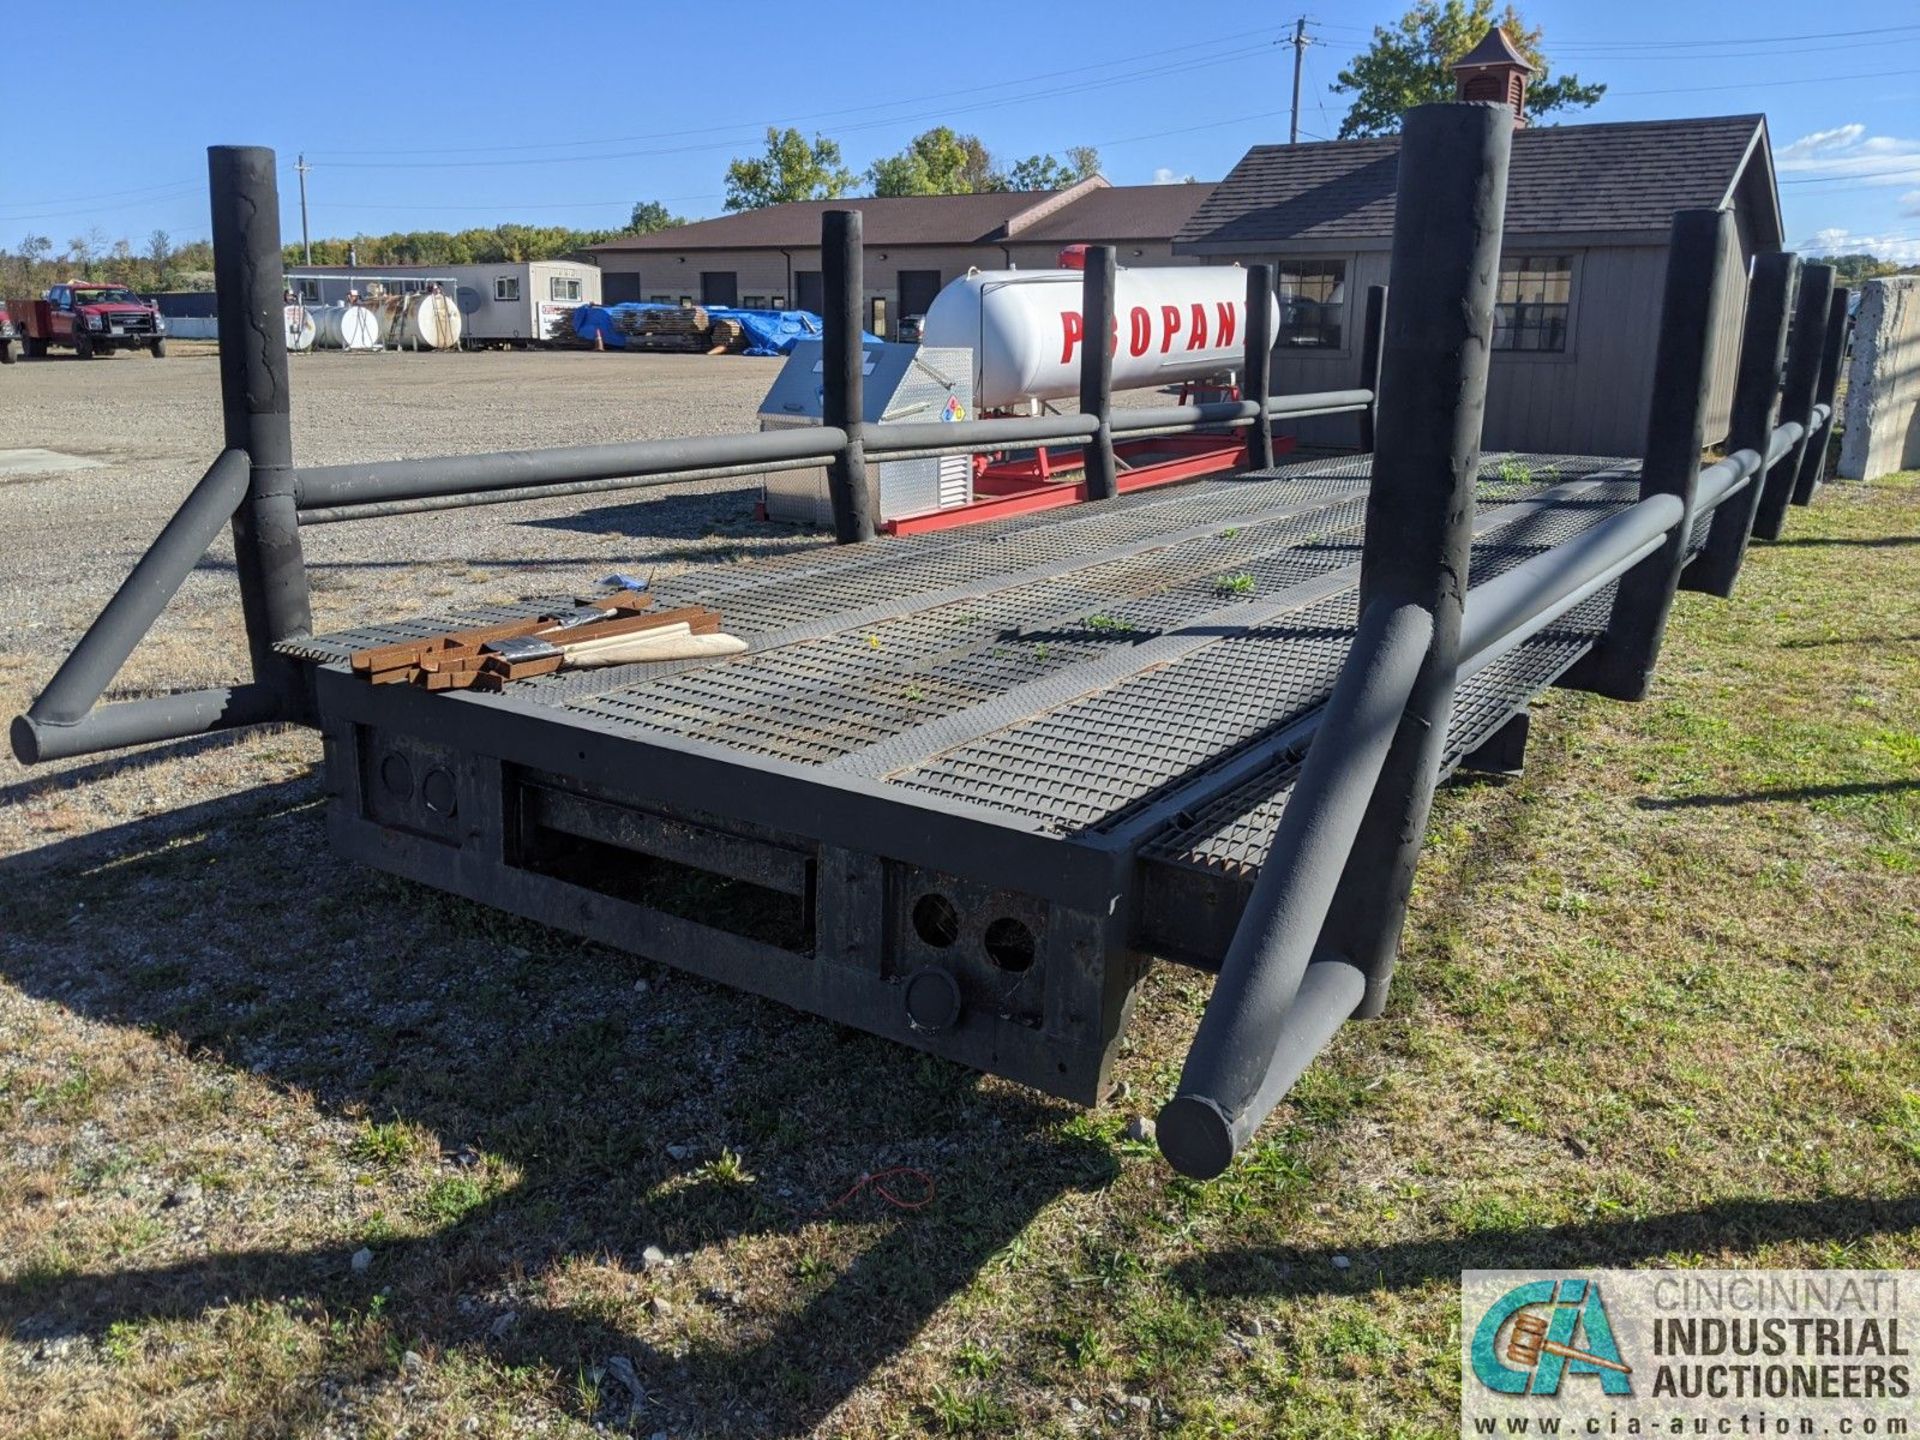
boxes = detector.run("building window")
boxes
[296,279,320,301]
[1493,255,1572,352]
[1277,261,1345,348]
[549,275,582,302]
[494,276,520,301]
[744,295,767,309]
[649,295,669,303]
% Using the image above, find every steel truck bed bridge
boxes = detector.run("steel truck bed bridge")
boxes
[12,108,1852,1179]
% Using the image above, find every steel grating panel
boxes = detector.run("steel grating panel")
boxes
[290,452,1644,845]
[1141,590,1615,878]
[887,476,1641,831]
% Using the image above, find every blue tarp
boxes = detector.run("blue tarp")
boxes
[570,302,879,355]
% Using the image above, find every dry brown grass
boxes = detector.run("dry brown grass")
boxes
[1,476,1915,1438]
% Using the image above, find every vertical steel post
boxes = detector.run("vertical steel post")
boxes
[208,145,312,712]
[1318,101,1514,1021]
[1791,286,1850,506]
[1243,263,1276,471]
[1078,244,1118,501]
[821,210,874,544]
[1560,208,1734,703]
[1357,283,1387,452]
[1685,251,1797,598]
[1753,263,1833,541]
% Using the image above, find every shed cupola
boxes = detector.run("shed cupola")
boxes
[1451,25,1535,125]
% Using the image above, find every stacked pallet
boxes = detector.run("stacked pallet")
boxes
[613,304,741,354]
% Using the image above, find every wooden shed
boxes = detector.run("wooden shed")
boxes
[1176,112,1783,455]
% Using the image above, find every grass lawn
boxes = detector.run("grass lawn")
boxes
[1,474,1916,1439]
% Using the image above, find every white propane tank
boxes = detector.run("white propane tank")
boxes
[399,292,463,350]
[918,267,1281,411]
[314,304,381,351]
[283,304,316,352]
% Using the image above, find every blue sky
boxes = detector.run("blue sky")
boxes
[3,0,1917,261]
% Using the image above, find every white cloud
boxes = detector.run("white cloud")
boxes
[1152,167,1184,185]
[1799,226,1920,265]
[1778,123,1920,188]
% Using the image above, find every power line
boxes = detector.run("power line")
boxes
[1780,165,1920,186]
[1551,36,1920,62]
[0,185,205,227]
[1551,20,1920,49]
[313,44,1275,172]
[308,45,1269,172]
[308,27,1280,163]
[0,177,200,217]
[1612,66,1920,96]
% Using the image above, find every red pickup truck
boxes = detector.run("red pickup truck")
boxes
[7,282,168,359]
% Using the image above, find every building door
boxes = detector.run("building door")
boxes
[794,270,823,315]
[700,272,738,307]
[897,269,943,319]
[602,271,642,304]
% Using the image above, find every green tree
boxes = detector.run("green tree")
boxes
[1331,1,1603,139]
[998,147,1102,192]
[626,200,684,234]
[1823,253,1910,285]
[724,128,854,210]
[866,127,994,197]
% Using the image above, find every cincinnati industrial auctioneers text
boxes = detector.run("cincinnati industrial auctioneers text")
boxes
[1648,1275,1911,1402]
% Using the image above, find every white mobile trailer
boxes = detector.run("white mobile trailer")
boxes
[451,261,601,347]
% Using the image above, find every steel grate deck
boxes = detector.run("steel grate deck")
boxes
[292,451,1651,867]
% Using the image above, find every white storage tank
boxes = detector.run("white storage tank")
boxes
[918,267,1280,411]
[314,304,381,351]
[283,304,316,352]
[398,292,462,350]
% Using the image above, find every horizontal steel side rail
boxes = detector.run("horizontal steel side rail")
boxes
[294,427,849,510]
[14,684,289,765]
[1457,491,1685,666]
[296,454,835,527]
[1107,390,1377,436]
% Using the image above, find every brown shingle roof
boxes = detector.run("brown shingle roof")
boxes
[591,189,1060,253]
[1176,114,1774,251]
[1012,183,1218,243]
[586,178,1215,255]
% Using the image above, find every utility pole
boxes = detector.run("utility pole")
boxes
[295,154,312,264]
[1288,17,1310,145]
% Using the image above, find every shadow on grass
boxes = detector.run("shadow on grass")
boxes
[1636,779,1920,810]
[1169,1193,1920,1301]
[1767,535,1920,549]
[0,787,1114,1435]
[1777,632,1920,649]
[0,728,301,814]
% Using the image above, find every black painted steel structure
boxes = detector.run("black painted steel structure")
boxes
[11,114,1848,1179]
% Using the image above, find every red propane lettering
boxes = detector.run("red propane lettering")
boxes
[1128,305,1151,357]
[1215,301,1237,349]
[1059,310,1084,365]
[1187,302,1209,350]
[1160,305,1182,353]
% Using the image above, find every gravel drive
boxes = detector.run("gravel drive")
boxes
[0,344,825,858]
[0,342,1176,863]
